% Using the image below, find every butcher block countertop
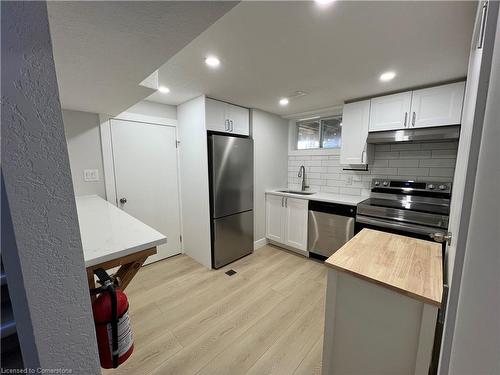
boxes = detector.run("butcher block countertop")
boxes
[325,229,443,307]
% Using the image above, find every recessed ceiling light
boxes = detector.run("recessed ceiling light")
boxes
[158,86,170,94]
[205,55,220,68]
[379,71,396,82]
[279,98,289,106]
[315,0,336,6]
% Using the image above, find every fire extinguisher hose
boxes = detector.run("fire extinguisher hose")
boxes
[109,284,119,369]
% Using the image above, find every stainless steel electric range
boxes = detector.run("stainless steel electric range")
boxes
[356,178,452,374]
[355,179,452,244]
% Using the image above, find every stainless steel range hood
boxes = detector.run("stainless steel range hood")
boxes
[366,125,460,144]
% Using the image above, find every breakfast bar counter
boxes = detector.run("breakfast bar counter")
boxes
[322,229,443,375]
[76,195,166,294]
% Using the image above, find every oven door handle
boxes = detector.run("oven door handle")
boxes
[356,215,446,239]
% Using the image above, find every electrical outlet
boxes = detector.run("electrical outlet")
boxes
[83,169,99,182]
[345,175,353,185]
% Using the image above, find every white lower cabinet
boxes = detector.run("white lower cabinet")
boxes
[265,194,286,243]
[266,194,308,252]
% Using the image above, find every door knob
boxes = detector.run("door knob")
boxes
[119,197,127,204]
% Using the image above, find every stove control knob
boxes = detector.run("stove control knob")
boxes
[382,181,389,186]
[428,184,435,190]
[374,181,380,186]
[439,184,447,191]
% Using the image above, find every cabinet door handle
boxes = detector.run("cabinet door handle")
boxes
[477,1,488,49]
[412,112,416,127]
[281,197,284,207]
[224,119,229,131]
[285,198,288,208]
[230,120,234,132]
[404,112,408,127]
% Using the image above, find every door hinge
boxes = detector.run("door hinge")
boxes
[429,231,452,245]
[176,140,181,148]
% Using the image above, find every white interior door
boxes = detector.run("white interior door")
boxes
[111,119,181,264]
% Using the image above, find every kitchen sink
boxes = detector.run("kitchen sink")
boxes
[278,190,316,195]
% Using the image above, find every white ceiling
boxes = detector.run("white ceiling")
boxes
[147,1,476,116]
[47,1,237,116]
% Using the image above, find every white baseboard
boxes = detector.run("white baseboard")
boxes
[254,238,268,250]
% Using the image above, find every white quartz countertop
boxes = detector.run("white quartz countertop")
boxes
[266,190,367,206]
[76,195,167,267]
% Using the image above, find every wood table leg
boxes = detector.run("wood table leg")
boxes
[114,256,148,290]
[85,247,157,298]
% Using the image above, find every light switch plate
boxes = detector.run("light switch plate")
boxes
[83,169,99,182]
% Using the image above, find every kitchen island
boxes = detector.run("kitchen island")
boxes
[322,228,443,375]
[76,195,166,294]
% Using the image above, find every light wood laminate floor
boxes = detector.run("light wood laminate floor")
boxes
[103,245,326,375]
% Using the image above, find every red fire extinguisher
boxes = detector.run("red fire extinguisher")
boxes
[91,268,134,369]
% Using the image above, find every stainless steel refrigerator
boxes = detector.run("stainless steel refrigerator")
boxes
[208,134,253,269]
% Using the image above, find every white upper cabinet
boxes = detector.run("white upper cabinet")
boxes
[205,98,249,136]
[340,100,371,165]
[226,103,250,136]
[205,98,227,133]
[410,82,465,128]
[369,91,412,132]
[368,82,466,132]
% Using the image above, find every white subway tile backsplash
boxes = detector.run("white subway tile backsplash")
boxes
[397,168,430,176]
[389,159,419,167]
[390,143,421,151]
[322,173,341,180]
[321,160,340,167]
[375,144,391,151]
[371,167,398,175]
[419,159,457,168]
[327,167,343,174]
[374,151,400,159]
[310,166,327,173]
[431,149,458,158]
[421,142,458,150]
[288,141,457,196]
[320,186,340,193]
[399,150,432,159]
[429,168,455,177]
[371,159,389,167]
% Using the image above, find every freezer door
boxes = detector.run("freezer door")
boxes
[210,135,253,218]
[212,210,253,269]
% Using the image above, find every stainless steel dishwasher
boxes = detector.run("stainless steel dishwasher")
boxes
[308,200,356,259]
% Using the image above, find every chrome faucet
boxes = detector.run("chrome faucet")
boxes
[298,165,309,191]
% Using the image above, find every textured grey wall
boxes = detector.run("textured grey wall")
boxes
[63,109,106,198]
[1,2,100,373]
[252,109,289,242]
